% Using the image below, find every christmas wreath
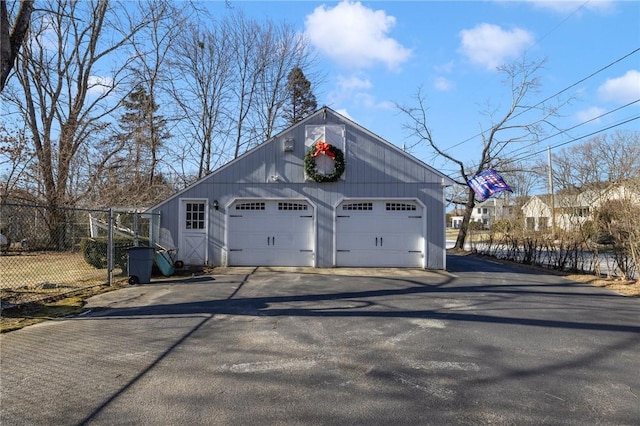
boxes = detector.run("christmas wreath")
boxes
[304,141,345,183]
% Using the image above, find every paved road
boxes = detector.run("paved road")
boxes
[1,254,639,425]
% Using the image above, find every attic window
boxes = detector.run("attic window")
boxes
[342,202,373,211]
[278,202,308,211]
[386,203,417,211]
[235,202,265,211]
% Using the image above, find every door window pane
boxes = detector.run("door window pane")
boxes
[186,202,205,229]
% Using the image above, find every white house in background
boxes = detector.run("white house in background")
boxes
[147,107,455,269]
[450,197,515,229]
[449,209,465,229]
[522,183,640,231]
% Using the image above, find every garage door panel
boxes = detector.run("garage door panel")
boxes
[336,200,424,268]
[380,217,422,233]
[229,216,266,233]
[375,233,421,251]
[230,248,313,267]
[336,232,376,250]
[337,249,422,268]
[229,232,270,249]
[273,217,313,235]
[228,200,314,266]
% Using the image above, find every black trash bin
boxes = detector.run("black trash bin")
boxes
[127,246,155,284]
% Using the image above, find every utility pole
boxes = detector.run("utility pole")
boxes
[547,146,556,233]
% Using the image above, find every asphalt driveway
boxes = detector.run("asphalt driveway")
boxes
[1,254,639,425]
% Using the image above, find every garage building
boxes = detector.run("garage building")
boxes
[148,107,454,269]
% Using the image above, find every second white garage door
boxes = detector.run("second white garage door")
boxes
[335,200,424,267]
[227,199,315,266]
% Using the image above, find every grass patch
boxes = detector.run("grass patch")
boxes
[446,229,459,240]
[468,252,639,297]
[1,281,127,333]
[564,274,640,297]
[0,251,125,307]
[0,251,119,288]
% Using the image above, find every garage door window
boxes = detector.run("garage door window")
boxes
[342,202,373,211]
[235,202,265,210]
[386,202,417,211]
[185,202,205,230]
[278,202,308,211]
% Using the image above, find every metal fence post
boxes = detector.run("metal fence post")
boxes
[133,210,139,247]
[107,208,114,285]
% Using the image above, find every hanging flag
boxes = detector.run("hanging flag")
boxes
[467,168,513,201]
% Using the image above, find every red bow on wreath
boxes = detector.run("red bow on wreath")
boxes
[311,141,336,159]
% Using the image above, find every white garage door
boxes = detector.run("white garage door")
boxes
[227,200,314,266]
[336,200,424,267]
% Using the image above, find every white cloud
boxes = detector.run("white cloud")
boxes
[87,75,114,97]
[335,108,353,120]
[575,106,606,124]
[337,75,372,91]
[434,61,455,73]
[597,70,640,104]
[434,77,454,91]
[355,92,394,110]
[304,0,411,70]
[327,73,393,112]
[524,0,615,14]
[458,23,534,70]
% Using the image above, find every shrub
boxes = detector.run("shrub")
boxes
[466,221,482,231]
[80,237,150,270]
[491,219,513,234]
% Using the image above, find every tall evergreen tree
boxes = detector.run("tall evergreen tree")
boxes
[98,84,172,207]
[118,84,169,184]
[283,67,317,125]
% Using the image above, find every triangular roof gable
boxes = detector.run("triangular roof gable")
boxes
[147,109,325,211]
[321,107,455,186]
[148,106,454,211]
[599,182,640,202]
[522,194,548,210]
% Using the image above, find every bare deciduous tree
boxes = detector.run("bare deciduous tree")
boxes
[255,23,315,138]
[549,131,640,191]
[168,11,316,181]
[128,0,181,186]
[2,0,154,246]
[398,57,569,250]
[0,0,34,91]
[593,186,640,280]
[0,123,35,201]
[226,12,262,158]
[169,21,234,179]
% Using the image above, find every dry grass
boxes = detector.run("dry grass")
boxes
[565,274,640,297]
[1,251,109,286]
[0,281,128,333]
[468,253,639,297]
[0,251,124,307]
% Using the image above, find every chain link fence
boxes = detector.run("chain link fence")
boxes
[0,202,159,308]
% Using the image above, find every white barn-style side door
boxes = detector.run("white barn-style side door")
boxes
[178,199,208,266]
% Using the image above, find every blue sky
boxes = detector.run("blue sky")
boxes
[208,0,640,177]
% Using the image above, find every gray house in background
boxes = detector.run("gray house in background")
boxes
[147,107,454,269]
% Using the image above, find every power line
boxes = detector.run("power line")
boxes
[436,100,639,175]
[441,46,640,154]
[438,112,639,179]
[502,98,640,160]
[533,1,590,47]
[509,114,640,164]
[440,1,591,154]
